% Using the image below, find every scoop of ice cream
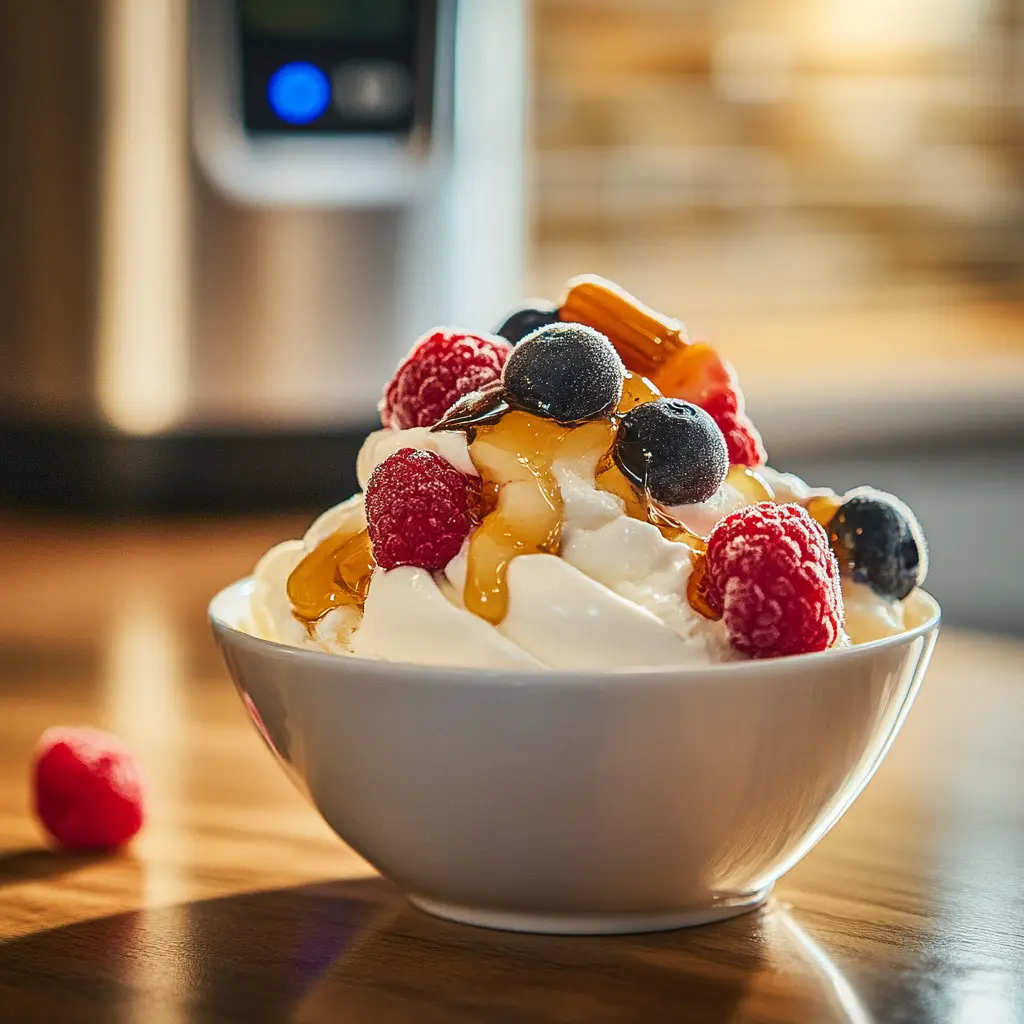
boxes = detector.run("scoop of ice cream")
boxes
[249,540,310,649]
[553,458,734,656]
[350,566,542,669]
[247,421,906,669]
[304,493,367,548]
[248,496,365,653]
[355,428,739,667]
[441,549,704,669]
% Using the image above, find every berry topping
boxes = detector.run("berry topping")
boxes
[704,502,844,658]
[657,343,766,467]
[701,390,767,468]
[365,448,481,571]
[494,301,561,345]
[502,323,624,423]
[827,489,926,601]
[613,398,728,506]
[33,726,146,850]
[380,329,512,431]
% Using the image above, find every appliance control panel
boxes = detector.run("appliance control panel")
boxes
[191,0,454,205]
[239,0,434,137]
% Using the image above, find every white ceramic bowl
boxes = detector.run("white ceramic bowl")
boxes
[210,578,940,935]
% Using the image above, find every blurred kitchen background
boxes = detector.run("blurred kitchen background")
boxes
[0,0,1021,634]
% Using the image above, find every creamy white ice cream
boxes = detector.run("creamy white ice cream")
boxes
[840,578,906,642]
[350,565,542,669]
[247,424,908,665]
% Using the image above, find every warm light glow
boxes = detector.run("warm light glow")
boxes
[102,582,189,1023]
[98,0,189,434]
[102,583,186,909]
[775,912,874,1024]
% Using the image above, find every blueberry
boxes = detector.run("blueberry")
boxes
[613,399,728,505]
[502,323,624,422]
[827,491,926,601]
[494,301,561,345]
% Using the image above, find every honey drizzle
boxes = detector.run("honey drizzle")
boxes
[463,413,614,624]
[725,464,775,504]
[286,527,376,629]
[594,454,707,548]
[617,370,662,411]
[685,553,721,621]
[806,494,843,530]
[445,369,716,623]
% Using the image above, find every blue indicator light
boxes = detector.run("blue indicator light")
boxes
[267,62,330,125]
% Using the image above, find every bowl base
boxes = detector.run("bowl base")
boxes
[408,886,773,935]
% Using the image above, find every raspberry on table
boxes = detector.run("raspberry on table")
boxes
[365,448,481,571]
[380,329,512,430]
[704,502,844,659]
[33,726,146,851]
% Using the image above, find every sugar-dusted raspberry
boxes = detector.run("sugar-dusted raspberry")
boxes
[33,727,146,850]
[704,502,843,659]
[365,448,480,570]
[701,391,766,468]
[380,329,512,430]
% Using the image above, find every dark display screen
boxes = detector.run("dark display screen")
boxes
[242,0,410,38]
[238,0,431,136]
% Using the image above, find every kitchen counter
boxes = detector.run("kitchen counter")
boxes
[0,515,1022,1022]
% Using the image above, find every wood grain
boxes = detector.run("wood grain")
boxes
[0,514,1022,1023]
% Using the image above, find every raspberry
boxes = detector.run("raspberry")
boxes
[701,391,766,468]
[704,503,843,659]
[661,343,766,467]
[380,329,512,430]
[33,727,146,850]
[365,448,480,570]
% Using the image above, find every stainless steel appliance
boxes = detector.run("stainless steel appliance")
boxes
[0,0,525,509]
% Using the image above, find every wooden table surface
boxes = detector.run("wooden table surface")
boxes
[1,514,1022,1023]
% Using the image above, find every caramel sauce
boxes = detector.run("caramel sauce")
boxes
[437,373,673,623]
[560,275,689,377]
[593,454,707,548]
[463,412,614,623]
[286,527,375,628]
[685,553,721,621]
[617,370,662,412]
[725,465,775,504]
[807,494,843,530]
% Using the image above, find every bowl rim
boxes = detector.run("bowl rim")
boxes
[209,576,941,687]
